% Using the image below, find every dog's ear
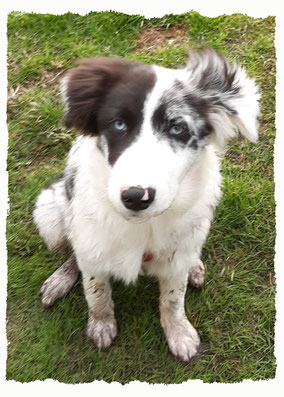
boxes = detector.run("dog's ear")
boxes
[186,47,261,148]
[61,57,130,134]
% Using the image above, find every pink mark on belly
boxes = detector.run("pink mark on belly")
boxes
[143,252,153,262]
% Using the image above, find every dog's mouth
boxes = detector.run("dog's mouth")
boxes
[124,214,151,224]
[120,205,172,224]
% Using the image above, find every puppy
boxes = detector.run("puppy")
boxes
[33,47,260,362]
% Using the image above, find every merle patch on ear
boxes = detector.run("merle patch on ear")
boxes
[62,57,154,135]
[186,46,261,147]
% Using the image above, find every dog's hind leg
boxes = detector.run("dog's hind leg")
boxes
[40,253,79,308]
[188,259,206,289]
[33,177,69,254]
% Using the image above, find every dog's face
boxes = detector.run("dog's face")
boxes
[63,49,260,222]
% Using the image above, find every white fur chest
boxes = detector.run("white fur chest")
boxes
[69,189,184,283]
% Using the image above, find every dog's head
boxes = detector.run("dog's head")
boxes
[62,47,260,222]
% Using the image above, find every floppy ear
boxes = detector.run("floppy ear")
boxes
[61,57,131,134]
[186,47,261,148]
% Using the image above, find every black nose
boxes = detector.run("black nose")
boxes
[121,186,156,211]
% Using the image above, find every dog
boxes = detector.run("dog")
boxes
[33,47,260,362]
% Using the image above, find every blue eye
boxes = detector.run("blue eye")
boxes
[168,125,186,135]
[113,120,127,132]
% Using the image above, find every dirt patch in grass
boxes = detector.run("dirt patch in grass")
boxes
[134,25,189,53]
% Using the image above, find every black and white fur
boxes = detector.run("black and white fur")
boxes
[33,47,260,362]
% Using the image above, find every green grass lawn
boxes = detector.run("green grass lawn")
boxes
[6,11,276,383]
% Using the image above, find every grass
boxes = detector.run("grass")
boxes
[6,11,276,383]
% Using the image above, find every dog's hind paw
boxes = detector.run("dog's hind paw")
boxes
[40,254,79,308]
[87,313,118,351]
[188,259,205,289]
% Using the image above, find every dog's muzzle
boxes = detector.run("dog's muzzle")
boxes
[121,186,156,211]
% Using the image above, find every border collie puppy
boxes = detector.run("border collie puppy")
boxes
[33,47,260,362]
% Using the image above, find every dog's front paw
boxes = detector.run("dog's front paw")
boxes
[162,317,200,362]
[87,313,118,351]
[188,259,205,289]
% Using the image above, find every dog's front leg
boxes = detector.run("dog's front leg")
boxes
[159,274,200,362]
[82,274,117,351]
